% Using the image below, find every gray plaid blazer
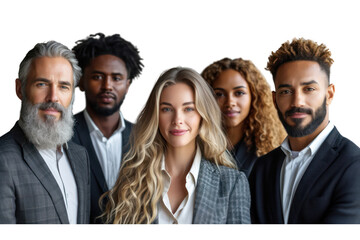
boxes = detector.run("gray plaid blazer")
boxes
[0,123,90,224]
[155,158,251,224]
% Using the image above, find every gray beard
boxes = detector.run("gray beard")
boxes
[18,99,74,149]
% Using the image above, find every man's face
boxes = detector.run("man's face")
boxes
[273,60,334,137]
[19,56,74,122]
[80,54,130,117]
[16,56,75,149]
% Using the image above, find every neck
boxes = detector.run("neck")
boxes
[165,143,196,178]
[86,106,120,139]
[288,119,329,151]
[226,123,244,149]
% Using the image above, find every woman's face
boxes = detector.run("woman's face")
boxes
[212,69,252,129]
[159,82,201,150]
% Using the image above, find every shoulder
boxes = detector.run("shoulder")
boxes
[201,159,247,185]
[124,119,134,128]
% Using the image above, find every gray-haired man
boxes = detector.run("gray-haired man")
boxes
[0,41,90,224]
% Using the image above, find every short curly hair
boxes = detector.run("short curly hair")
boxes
[201,58,286,157]
[266,38,334,82]
[72,33,143,83]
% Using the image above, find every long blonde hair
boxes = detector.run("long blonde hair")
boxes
[101,67,235,224]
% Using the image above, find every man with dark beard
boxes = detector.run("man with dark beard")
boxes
[249,38,360,223]
[71,33,143,223]
[0,41,90,224]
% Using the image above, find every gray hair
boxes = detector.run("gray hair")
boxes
[18,41,82,96]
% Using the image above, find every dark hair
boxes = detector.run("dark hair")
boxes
[266,38,334,82]
[72,33,143,83]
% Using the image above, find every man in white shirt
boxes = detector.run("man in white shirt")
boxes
[0,41,90,223]
[71,33,143,223]
[249,38,360,223]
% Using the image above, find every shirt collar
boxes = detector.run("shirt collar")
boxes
[161,145,202,185]
[83,109,126,138]
[281,122,334,157]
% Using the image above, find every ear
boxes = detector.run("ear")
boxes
[78,76,85,91]
[15,78,23,100]
[326,84,335,105]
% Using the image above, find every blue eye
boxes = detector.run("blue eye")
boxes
[185,107,195,112]
[161,107,172,112]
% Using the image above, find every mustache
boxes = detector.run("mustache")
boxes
[285,107,312,117]
[97,91,116,99]
[37,102,65,113]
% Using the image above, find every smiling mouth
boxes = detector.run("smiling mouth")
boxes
[41,108,60,115]
[169,129,188,136]
[224,110,240,117]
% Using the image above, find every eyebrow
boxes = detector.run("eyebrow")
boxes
[160,101,195,106]
[213,86,247,91]
[91,70,125,76]
[277,80,319,89]
[34,78,72,87]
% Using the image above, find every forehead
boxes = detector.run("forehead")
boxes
[160,82,195,103]
[29,57,73,84]
[274,60,327,87]
[87,54,127,73]
[213,69,248,88]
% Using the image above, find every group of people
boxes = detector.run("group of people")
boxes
[0,33,359,224]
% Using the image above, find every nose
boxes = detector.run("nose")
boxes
[291,91,305,108]
[225,94,236,108]
[172,111,183,125]
[101,76,112,91]
[46,84,59,103]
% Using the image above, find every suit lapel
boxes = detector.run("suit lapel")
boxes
[121,120,132,157]
[192,159,220,224]
[271,148,286,223]
[14,124,69,224]
[65,143,87,224]
[75,112,108,193]
[288,128,340,223]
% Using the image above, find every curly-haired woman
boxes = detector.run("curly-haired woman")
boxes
[201,58,286,177]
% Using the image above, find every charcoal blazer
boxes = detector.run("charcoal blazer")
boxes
[71,111,133,223]
[155,158,251,224]
[0,123,90,224]
[249,127,360,224]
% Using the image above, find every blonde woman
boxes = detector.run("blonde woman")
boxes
[101,67,250,224]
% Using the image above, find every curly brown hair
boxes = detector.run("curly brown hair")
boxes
[201,58,286,157]
[266,38,334,82]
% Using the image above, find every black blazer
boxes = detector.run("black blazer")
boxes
[71,111,133,223]
[231,140,257,178]
[249,127,360,224]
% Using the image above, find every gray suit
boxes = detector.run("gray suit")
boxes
[0,123,90,224]
[155,159,251,224]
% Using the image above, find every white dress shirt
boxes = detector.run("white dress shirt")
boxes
[84,110,125,190]
[38,145,78,224]
[158,146,201,224]
[280,122,334,223]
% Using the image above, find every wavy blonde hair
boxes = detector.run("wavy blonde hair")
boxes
[101,67,235,224]
[201,58,286,156]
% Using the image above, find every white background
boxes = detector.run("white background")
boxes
[1,0,359,148]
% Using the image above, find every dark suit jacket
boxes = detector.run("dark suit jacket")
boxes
[71,111,133,223]
[155,158,251,224]
[249,127,360,224]
[231,140,257,178]
[0,123,90,224]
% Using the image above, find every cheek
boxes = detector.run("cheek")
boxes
[60,92,73,108]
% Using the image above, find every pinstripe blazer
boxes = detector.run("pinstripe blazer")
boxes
[155,158,251,224]
[0,122,90,224]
